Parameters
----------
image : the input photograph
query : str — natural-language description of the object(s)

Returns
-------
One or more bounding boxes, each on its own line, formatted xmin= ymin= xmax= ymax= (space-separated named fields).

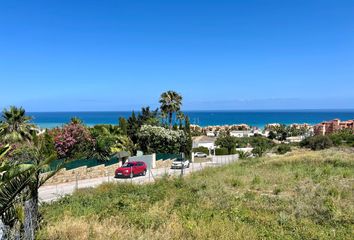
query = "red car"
xmin=115 ymin=161 xmax=147 ymax=178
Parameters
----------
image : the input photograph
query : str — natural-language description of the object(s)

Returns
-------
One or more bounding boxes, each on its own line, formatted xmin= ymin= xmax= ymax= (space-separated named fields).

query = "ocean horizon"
xmin=27 ymin=110 xmax=354 ymax=129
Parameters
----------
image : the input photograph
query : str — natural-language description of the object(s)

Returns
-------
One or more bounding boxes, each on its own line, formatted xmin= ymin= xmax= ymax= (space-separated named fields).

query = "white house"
xmin=286 ymin=136 xmax=305 ymax=143
xmin=230 ymin=130 xmax=252 ymax=138
xmin=262 ymin=130 xmax=270 ymax=138
xmin=206 ymin=131 xmax=215 ymax=137
xmin=192 ymin=136 xmax=216 ymax=150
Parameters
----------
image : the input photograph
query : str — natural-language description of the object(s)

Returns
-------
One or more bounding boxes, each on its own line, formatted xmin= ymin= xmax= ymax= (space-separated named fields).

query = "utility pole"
xmin=180 ymin=162 xmax=184 ymax=177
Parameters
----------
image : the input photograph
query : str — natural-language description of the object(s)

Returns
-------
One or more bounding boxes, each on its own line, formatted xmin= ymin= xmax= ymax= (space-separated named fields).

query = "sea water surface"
xmin=28 ymin=110 xmax=354 ymax=129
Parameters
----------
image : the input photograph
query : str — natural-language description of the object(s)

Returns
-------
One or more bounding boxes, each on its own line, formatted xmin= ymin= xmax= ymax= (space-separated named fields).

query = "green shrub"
xmin=273 ymin=187 xmax=282 ymax=195
xmin=328 ymin=129 xmax=354 ymax=146
xmin=236 ymin=150 xmax=251 ymax=159
xmin=249 ymin=136 xmax=275 ymax=149
xmin=301 ymin=130 xmax=354 ymax=150
xmin=137 ymin=125 xmax=188 ymax=154
xmin=215 ymin=148 xmax=236 ymax=155
xmin=300 ymin=136 xmax=333 ymax=150
xmin=276 ymin=144 xmax=291 ymax=155
xmin=215 ymin=148 xmax=228 ymax=155
xmin=215 ymin=135 xmax=237 ymax=154
xmin=235 ymin=136 xmax=275 ymax=149
xmin=229 ymin=178 xmax=243 ymax=187
xmin=251 ymin=146 xmax=266 ymax=157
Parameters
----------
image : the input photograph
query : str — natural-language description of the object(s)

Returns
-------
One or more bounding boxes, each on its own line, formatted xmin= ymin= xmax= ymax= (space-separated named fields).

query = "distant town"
xmin=192 ymin=118 xmax=354 ymax=154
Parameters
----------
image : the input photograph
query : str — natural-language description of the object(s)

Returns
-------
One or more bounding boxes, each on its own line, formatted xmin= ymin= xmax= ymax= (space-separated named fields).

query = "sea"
xmin=28 ymin=110 xmax=354 ymax=129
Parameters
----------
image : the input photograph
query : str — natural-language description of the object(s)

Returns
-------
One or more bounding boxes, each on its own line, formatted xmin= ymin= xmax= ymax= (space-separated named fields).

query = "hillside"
xmin=38 ymin=149 xmax=354 ymax=240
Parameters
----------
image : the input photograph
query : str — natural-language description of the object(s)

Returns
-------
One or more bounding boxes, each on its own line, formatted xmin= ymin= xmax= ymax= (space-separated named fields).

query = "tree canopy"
xmin=0 ymin=106 xmax=36 ymax=143
xmin=159 ymin=91 xmax=183 ymax=129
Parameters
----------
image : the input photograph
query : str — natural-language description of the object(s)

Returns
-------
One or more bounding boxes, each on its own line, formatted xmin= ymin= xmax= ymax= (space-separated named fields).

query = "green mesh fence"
xmin=44 ymin=157 xmax=119 ymax=172
xmin=156 ymin=153 xmax=182 ymax=161
xmin=45 ymin=153 xmax=182 ymax=172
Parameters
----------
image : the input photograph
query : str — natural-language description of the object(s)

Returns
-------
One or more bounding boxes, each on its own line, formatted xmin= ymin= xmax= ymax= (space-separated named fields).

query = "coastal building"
xmin=289 ymin=123 xmax=312 ymax=129
xmin=314 ymin=119 xmax=354 ymax=135
xmin=265 ymin=123 xmax=281 ymax=130
xmin=262 ymin=130 xmax=270 ymax=138
xmin=206 ymin=131 xmax=216 ymax=137
xmin=252 ymin=127 xmax=262 ymax=135
xmin=305 ymin=127 xmax=315 ymax=137
xmin=193 ymin=125 xmax=263 ymax=138
xmin=285 ymin=136 xmax=305 ymax=143
xmin=230 ymin=130 xmax=252 ymax=138
xmin=230 ymin=127 xmax=263 ymax=138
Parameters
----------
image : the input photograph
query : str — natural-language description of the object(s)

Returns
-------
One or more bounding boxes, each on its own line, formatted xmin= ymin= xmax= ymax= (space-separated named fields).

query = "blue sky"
xmin=0 ymin=0 xmax=353 ymax=111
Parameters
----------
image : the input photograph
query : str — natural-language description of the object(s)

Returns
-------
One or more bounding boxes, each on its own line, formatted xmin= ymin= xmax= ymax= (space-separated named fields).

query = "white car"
xmin=171 ymin=158 xmax=190 ymax=169
xmin=194 ymin=152 xmax=207 ymax=158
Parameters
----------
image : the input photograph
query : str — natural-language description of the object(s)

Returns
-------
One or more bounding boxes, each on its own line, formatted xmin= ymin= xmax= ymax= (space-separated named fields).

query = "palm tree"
xmin=176 ymin=111 xmax=185 ymax=129
xmin=160 ymin=111 xmax=167 ymax=127
xmin=159 ymin=91 xmax=183 ymax=129
xmin=0 ymin=106 xmax=35 ymax=143
xmin=70 ymin=117 xmax=83 ymax=124
xmin=0 ymin=144 xmax=36 ymax=237
xmin=0 ymin=134 xmax=61 ymax=239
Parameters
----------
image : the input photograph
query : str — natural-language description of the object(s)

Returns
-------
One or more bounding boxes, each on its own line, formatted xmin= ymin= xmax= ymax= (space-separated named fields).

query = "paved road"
xmin=39 ymin=156 xmax=238 ymax=203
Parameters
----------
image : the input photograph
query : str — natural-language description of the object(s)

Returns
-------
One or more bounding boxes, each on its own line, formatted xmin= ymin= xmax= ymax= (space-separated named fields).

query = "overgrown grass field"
xmin=38 ymin=149 xmax=354 ymax=239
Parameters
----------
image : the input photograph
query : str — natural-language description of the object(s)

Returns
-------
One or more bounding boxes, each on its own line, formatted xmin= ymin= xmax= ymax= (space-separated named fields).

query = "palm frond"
xmin=39 ymin=155 xmax=64 ymax=187
xmin=0 ymin=169 xmax=35 ymax=216
xmin=0 ymin=144 xmax=11 ymax=159
xmin=0 ymin=153 xmax=59 ymax=216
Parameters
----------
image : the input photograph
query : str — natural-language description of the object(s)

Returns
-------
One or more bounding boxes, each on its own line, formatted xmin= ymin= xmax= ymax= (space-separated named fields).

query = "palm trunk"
xmin=179 ymin=119 xmax=183 ymax=130
xmin=1 ymin=216 xmax=21 ymax=240
xmin=24 ymin=193 xmax=38 ymax=240
xmin=0 ymin=219 xmax=7 ymax=240
xmin=169 ymin=112 xmax=173 ymax=129
xmin=24 ymin=177 xmax=39 ymax=240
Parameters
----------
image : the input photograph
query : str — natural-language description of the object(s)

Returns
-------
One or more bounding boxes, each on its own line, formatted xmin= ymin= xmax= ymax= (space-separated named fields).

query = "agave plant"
xmin=236 ymin=150 xmax=251 ymax=159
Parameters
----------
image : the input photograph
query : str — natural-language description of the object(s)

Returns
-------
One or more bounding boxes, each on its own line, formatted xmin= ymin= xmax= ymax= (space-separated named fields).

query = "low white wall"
xmin=211 ymin=154 xmax=238 ymax=163
xmin=128 ymin=153 xmax=156 ymax=169
xmin=236 ymin=147 xmax=253 ymax=153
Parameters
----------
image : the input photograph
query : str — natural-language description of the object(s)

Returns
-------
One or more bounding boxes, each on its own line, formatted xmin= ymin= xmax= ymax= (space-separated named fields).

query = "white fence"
xmin=211 ymin=154 xmax=239 ymax=165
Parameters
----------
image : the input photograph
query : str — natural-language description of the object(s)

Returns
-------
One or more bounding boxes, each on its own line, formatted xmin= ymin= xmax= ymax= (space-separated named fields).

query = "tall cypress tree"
xmin=118 ymin=117 xmax=128 ymax=135
xmin=184 ymin=116 xmax=193 ymax=158
xmin=127 ymin=111 xmax=139 ymax=145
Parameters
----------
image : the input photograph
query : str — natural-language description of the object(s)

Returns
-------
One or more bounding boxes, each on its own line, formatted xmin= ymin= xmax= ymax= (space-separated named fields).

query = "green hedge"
xmin=192 ymin=147 xmax=209 ymax=155
xmin=215 ymin=148 xmax=236 ymax=155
